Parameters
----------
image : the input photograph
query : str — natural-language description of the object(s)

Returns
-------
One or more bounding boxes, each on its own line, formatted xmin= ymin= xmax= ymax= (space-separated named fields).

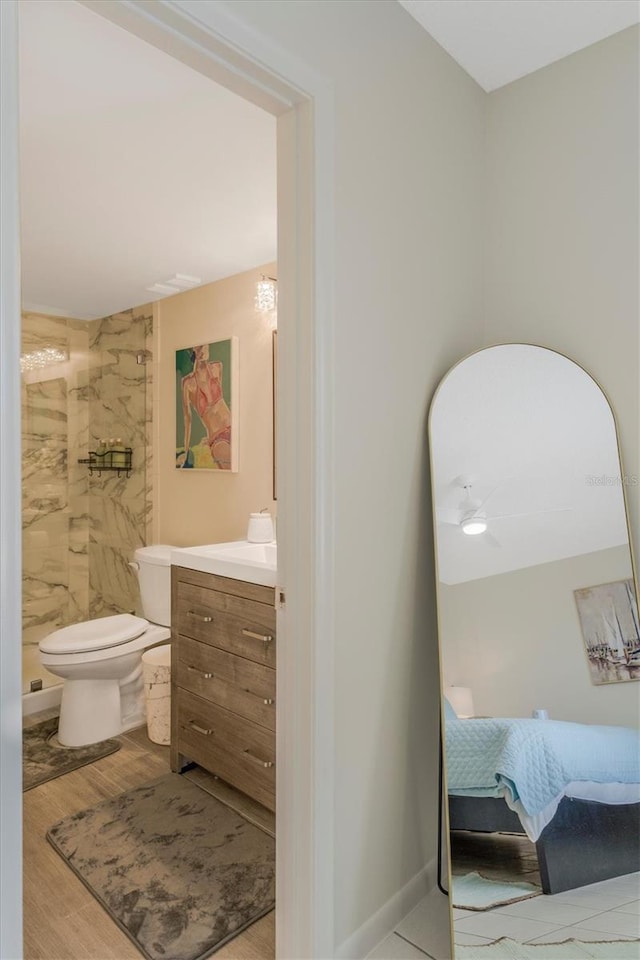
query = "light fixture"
xmin=20 ymin=347 xmax=68 ymax=373
xmin=255 ymin=275 xmax=277 ymax=314
xmin=461 ymin=513 xmax=487 ymax=536
xmin=445 ymin=685 xmax=475 ymax=719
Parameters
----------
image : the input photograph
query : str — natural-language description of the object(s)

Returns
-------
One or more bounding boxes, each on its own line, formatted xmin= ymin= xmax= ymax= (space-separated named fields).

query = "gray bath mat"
xmin=47 ymin=773 xmax=275 ymax=960
xmin=23 ymin=716 xmax=121 ymax=791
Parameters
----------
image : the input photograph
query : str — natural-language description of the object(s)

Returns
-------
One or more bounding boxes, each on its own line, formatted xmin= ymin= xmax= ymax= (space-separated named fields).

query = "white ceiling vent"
xmin=145 ymin=275 xmax=202 ymax=298
xmin=167 ymin=274 xmax=201 ymax=289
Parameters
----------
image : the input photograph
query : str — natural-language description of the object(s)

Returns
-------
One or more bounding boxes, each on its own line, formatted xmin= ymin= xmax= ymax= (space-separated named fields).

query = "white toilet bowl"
xmin=38 ymin=545 xmax=175 ymax=747
xmin=39 ymin=615 xmax=170 ymax=746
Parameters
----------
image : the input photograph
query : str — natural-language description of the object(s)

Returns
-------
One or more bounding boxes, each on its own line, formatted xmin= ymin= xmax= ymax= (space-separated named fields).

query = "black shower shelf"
xmin=78 ymin=448 xmax=133 ymax=477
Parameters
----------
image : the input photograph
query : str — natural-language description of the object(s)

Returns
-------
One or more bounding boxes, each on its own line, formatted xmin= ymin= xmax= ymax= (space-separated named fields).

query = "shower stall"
xmin=21 ymin=305 xmax=153 ymax=695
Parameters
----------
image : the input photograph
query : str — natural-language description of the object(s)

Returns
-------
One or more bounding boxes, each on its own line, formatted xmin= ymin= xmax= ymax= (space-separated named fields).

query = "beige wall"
xmin=154 ymin=264 xmax=277 ymax=547
xmin=185 ymin=13 xmax=640 ymax=949
xmin=440 ymin=545 xmax=637 ymax=728
xmin=484 ymin=26 xmax=640 ymax=557
xmin=179 ymin=0 xmax=486 ymax=949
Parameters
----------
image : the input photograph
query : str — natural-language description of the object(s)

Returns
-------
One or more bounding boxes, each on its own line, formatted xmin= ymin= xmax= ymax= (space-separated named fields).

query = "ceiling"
xmin=20 ymin=2 xmax=639 ymax=320
xmin=398 ymin=0 xmax=640 ymax=92
xmin=19 ymin=1 xmax=277 ymax=321
xmin=430 ymin=345 xmax=631 ymax=585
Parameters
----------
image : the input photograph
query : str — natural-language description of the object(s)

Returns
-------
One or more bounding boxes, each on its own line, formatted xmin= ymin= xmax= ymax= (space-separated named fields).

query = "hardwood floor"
xmin=451 ymin=829 xmax=542 ymax=886
xmin=23 ymin=714 xmax=275 ymax=960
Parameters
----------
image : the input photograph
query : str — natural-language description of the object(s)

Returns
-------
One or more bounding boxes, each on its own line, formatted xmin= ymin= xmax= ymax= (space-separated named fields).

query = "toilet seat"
xmin=39 ymin=614 xmax=149 ymax=655
xmin=39 ymin=623 xmax=170 ymax=667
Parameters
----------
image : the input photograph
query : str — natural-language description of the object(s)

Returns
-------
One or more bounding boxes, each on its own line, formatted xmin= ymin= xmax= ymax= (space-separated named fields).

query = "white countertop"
xmin=171 ymin=540 xmax=277 ymax=588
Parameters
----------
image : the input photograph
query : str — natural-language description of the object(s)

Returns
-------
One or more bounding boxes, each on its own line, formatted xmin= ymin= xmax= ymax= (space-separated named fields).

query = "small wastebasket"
xmin=141 ymin=644 xmax=171 ymax=745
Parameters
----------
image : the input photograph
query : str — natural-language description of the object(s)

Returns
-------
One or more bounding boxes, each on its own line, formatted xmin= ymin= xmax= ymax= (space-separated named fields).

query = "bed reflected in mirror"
xmin=429 ymin=344 xmax=640 ymax=957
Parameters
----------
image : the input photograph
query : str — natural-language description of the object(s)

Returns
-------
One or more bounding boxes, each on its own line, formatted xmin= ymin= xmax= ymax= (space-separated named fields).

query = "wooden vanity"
xmin=170 ymin=565 xmax=276 ymax=811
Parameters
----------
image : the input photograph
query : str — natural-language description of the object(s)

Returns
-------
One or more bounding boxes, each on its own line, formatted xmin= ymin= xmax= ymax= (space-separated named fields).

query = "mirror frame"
xmin=428 ymin=342 xmax=640 ymax=950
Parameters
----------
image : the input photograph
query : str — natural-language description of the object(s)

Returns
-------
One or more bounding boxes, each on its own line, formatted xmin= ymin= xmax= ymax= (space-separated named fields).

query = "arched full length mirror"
xmin=430 ymin=344 xmax=640 ymax=956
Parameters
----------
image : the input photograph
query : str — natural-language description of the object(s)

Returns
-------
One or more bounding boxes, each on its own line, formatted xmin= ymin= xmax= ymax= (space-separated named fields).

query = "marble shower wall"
xmin=22 ymin=313 xmax=91 ymax=692
xmin=21 ymin=306 xmax=152 ymax=693
xmin=88 ymin=305 xmax=152 ymax=620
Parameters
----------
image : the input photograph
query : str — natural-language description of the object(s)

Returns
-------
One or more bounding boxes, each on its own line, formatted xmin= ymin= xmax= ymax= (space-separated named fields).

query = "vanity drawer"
xmin=176 ymin=584 xmax=276 ymax=667
xmin=177 ymin=636 xmax=276 ymax=731
xmin=176 ymin=689 xmax=275 ymax=810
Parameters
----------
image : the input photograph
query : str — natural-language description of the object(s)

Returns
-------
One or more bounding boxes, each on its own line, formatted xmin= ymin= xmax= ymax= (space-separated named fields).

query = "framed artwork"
xmin=574 ymin=578 xmax=640 ymax=685
xmin=175 ymin=337 xmax=238 ymax=471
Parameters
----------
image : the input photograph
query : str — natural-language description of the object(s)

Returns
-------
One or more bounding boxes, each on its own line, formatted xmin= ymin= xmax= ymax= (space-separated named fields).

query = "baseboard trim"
xmin=335 ymin=857 xmax=437 ymax=960
xmin=22 ymin=684 xmax=62 ymax=716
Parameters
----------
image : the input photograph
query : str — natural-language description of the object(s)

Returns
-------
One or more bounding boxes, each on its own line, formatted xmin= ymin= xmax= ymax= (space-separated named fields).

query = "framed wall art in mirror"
xmin=429 ymin=344 xmax=640 ymax=958
xmin=574 ymin=578 xmax=640 ymax=685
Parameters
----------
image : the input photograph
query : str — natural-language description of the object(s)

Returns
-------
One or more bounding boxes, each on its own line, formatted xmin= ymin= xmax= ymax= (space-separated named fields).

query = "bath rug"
xmin=23 ymin=716 xmax=121 ymax=791
xmin=454 ymin=937 xmax=640 ymax=959
xmin=453 ymin=872 xmax=541 ymax=911
xmin=47 ymin=773 xmax=275 ymax=960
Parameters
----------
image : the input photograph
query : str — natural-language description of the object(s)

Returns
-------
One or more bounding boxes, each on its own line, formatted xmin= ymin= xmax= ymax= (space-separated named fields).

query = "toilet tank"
xmin=132 ymin=545 xmax=174 ymax=626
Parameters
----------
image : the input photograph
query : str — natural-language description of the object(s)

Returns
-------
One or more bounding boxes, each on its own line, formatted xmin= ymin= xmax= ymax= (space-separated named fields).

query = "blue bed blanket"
xmin=446 ymin=717 xmax=640 ymax=816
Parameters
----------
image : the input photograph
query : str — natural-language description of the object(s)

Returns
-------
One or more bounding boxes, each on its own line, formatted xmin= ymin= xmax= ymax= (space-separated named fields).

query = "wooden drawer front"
xmin=177 ymin=689 xmax=275 ymax=810
xmin=174 ymin=566 xmax=275 ymax=605
xmin=177 ymin=636 xmax=276 ymax=731
xmin=176 ymin=585 xmax=275 ymax=667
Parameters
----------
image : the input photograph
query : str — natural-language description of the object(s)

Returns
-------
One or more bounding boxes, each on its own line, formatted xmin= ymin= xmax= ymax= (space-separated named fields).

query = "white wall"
xmin=178 ymin=0 xmax=486 ymax=951
xmin=0 ymin=5 xmax=23 ymax=958
xmin=176 ymin=5 xmax=640 ymax=951
xmin=484 ymin=26 xmax=640 ymax=558
xmin=440 ymin=545 xmax=638 ymax=728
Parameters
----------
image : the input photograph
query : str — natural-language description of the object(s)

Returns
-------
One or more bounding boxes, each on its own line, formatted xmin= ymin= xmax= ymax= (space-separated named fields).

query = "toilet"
xmin=39 ymin=545 xmax=175 ymax=747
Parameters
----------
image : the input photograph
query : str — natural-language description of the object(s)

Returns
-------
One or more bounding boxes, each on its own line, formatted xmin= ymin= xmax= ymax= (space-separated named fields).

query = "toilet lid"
xmin=39 ymin=614 xmax=149 ymax=654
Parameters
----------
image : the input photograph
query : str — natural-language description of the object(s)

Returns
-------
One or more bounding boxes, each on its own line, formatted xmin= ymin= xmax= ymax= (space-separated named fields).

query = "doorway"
xmin=0 ymin=2 xmax=334 ymax=957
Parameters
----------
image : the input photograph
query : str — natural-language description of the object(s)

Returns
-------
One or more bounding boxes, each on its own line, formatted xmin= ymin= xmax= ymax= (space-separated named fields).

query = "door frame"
xmin=0 ymin=2 xmax=336 ymax=957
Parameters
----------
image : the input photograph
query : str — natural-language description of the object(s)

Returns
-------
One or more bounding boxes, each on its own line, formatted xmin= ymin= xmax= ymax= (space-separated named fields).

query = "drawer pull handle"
xmin=189 ymin=722 xmax=213 ymax=736
xmin=188 ymin=610 xmax=213 ymax=623
xmin=244 ymin=749 xmax=274 ymax=768
xmin=241 ymin=628 xmax=273 ymax=645
xmin=243 ymin=688 xmax=275 ymax=705
xmin=187 ymin=665 xmax=213 ymax=679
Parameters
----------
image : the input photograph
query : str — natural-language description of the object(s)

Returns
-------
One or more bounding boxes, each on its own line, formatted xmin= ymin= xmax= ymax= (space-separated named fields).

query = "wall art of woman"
xmin=175 ymin=339 xmax=235 ymax=470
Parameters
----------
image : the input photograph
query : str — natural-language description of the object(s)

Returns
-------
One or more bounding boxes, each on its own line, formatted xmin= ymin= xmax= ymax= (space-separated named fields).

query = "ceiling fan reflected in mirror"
xmin=438 ymin=477 xmax=572 ymax=548
xmin=460 ymin=513 xmax=488 ymax=536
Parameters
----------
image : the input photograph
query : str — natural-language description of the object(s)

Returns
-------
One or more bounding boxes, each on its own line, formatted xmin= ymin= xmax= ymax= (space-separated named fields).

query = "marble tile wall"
xmin=21 ymin=313 xmax=90 ymax=692
xmin=21 ymin=306 xmax=152 ymax=694
xmin=87 ymin=305 xmax=151 ymax=619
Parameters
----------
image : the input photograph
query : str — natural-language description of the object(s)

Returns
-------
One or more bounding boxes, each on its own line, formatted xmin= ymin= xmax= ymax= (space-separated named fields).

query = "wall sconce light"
xmin=20 ymin=346 xmax=68 ymax=373
xmin=255 ymin=275 xmax=277 ymax=315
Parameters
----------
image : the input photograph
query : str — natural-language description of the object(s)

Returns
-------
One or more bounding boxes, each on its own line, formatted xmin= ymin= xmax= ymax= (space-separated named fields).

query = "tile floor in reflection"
xmin=367 ymin=829 xmax=639 ymax=959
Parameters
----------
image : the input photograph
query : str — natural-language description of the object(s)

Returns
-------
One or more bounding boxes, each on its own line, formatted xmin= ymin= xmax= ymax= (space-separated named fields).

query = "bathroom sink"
xmin=171 ymin=540 xmax=277 ymax=587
